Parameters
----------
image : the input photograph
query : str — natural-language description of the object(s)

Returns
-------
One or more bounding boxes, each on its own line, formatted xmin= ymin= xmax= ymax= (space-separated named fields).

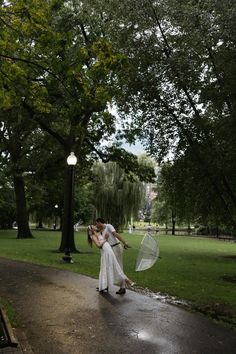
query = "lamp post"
xmin=54 ymin=204 xmax=58 ymax=230
xmin=61 ymin=152 xmax=77 ymax=263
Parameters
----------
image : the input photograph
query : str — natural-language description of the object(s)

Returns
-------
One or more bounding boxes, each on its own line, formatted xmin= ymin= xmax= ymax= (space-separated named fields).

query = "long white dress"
xmin=98 ymin=233 xmax=128 ymax=291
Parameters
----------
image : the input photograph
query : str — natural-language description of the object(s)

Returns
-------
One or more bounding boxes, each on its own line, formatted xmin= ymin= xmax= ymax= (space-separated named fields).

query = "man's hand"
xmin=124 ymin=243 xmax=131 ymax=250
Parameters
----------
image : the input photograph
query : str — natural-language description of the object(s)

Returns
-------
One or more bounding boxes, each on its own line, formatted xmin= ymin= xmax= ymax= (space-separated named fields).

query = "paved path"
xmin=0 ymin=258 xmax=235 ymax=354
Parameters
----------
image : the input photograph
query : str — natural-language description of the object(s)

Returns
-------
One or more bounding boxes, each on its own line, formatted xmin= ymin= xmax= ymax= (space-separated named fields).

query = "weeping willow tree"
xmin=92 ymin=162 xmax=145 ymax=230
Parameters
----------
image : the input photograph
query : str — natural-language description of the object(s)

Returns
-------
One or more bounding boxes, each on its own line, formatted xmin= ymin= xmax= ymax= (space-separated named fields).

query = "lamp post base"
xmin=61 ymin=248 xmax=74 ymax=264
xmin=61 ymin=254 xmax=74 ymax=263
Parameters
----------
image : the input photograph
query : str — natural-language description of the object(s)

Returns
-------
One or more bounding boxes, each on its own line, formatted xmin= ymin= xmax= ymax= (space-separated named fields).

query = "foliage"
xmin=1 ymin=0 xmax=236 ymax=237
xmin=0 ymin=166 xmax=16 ymax=228
xmin=0 ymin=0 xmax=126 ymax=154
xmin=0 ymin=0 xmax=136 ymax=245
xmin=94 ymin=0 xmax=236 ymax=233
xmin=74 ymin=182 xmax=95 ymax=225
xmin=92 ymin=161 xmax=146 ymax=229
xmin=154 ymin=155 xmax=235 ymax=234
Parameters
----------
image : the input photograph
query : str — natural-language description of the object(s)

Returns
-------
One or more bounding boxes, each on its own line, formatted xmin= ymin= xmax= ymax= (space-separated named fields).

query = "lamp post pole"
xmin=54 ymin=204 xmax=58 ymax=230
xmin=61 ymin=152 xmax=77 ymax=263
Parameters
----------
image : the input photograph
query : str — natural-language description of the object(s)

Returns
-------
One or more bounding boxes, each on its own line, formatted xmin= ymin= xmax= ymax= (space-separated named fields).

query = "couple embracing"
xmin=87 ymin=218 xmax=135 ymax=295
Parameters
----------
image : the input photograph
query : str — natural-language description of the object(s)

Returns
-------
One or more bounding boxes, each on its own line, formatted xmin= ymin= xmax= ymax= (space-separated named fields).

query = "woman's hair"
xmin=87 ymin=225 xmax=93 ymax=248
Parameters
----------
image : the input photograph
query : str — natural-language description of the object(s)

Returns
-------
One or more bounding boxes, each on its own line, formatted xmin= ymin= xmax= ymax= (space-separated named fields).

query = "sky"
xmin=108 ymin=105 xmax=146 ymax=156
xmin=122 ymin=140 xmax=146 ymax=155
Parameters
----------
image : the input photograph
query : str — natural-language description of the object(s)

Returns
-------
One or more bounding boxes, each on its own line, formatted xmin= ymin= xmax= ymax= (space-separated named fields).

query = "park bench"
xmin=217 ymin=236 xmax=234 ymax=241
xmin=0 ymin=308 xmax=18 ymax=349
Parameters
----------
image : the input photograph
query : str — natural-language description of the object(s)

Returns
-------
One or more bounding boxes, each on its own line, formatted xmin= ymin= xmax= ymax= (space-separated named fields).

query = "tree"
xmin=25 ymin=140 xmax=66 ymax=229
xmin=0 ymin=160 xmax=16 ymax=229
xmin=95 ymin=0 xmax=236 ymax=235
xmin=0 ymin=106 xmax=39 ymax=238
xmin=74 ymin=182 xmax=95 ymax=225
xmin=0 ymin=1 xmax=148 ymax=249
xmin=92 ymin=161 xmax=146 ymax=230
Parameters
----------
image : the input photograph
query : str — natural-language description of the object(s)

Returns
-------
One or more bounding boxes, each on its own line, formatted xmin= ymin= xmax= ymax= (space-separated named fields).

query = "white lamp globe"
xmin=67 ymin=152 xmax=77 ymax=166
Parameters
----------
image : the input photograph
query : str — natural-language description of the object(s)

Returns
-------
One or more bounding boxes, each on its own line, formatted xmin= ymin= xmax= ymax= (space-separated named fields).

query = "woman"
xmin=87 ymin=225 xmax=135 ymax=293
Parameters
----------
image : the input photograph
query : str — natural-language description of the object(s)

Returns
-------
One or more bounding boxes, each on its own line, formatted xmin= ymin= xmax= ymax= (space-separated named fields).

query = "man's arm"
xmin=112 ymin=231 xmax=129 ymax=248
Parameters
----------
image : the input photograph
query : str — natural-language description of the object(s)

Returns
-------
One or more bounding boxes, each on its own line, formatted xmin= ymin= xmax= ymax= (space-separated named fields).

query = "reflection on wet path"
xmin=133 ymin=285 xmax=191 ymax=307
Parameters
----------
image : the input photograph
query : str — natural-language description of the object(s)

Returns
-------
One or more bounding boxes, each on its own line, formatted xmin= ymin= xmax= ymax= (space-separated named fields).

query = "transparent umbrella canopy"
xmin=135 ymin=233 xmax=159 ymax=271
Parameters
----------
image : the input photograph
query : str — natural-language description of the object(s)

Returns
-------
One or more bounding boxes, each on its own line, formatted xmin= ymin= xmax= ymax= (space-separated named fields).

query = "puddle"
xmin=131 ymin=285 xmax=236 ymax=329
xmin=133 ymin=286 xmax=191 ymax=308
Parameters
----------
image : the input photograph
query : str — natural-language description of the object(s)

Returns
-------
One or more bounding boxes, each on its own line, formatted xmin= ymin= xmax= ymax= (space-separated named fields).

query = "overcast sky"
xmin=122 ymin=140 xmax=145 ymax=155
xmin=108 ymin=105 xmax=146 ymax=156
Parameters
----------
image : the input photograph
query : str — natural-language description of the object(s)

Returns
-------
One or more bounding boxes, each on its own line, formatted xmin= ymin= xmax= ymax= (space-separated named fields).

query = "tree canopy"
xmin=95 ymin=0 xmax=236 ymax=234
xmin=0 ymin=0 xmax=235 ymax=238
xmin=0 ymin=0 xmax=155 ymax=245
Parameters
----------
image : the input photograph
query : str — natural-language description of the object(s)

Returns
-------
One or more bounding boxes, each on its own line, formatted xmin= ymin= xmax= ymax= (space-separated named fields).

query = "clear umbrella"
xmin=135 ymin=232 xmax=159 ymax=271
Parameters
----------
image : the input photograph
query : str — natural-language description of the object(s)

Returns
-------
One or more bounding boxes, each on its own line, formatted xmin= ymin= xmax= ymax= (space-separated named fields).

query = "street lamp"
xmin=67 ymin=151 xmax=77 ymax=166
xmin=54 ymin=204 xmax=58 ymax=230
xmin=61 ymin=152 xmax=77 ymax=264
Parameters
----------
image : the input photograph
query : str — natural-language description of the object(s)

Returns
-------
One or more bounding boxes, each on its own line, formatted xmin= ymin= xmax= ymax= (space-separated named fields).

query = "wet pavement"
xmin=0 ymin=258 xmax=235 ymax=354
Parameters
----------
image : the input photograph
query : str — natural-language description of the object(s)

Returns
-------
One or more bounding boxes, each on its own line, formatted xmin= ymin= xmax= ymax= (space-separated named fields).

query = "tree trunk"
xmin=37 ymin=216 xmax=43 ymax=229
xmin=13 ymin=175 xmax=33 ymax=239
xmin=171 ymin=209 xmax=176 ymax=235
xmin=59 ymin=165 xmax=78 ymax=252
xmin=58 ymin=215 xmax=62 ymax=231
xmin=165 ymin=223 xmax=168 ymax=234
xmin=187 ymin=223 xmax=191 ymax=235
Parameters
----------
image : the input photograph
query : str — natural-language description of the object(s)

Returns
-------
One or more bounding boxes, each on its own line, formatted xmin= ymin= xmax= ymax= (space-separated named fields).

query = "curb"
xmin=0 ymin=308 xmax=26 ymax=354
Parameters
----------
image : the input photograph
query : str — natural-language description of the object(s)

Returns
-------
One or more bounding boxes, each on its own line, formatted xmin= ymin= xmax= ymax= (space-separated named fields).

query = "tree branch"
xmin=0 ymin=53 xmax=75 ymax=98
xmin=84 ymin=137 xmax=110 ymax=162
xmin=22 ymin=100 xmax=67 ymax=148
xmin=206 ymin=45 xmax=232 ymax=114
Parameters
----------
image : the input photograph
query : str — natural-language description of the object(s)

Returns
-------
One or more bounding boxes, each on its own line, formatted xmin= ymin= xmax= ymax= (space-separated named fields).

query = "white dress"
xmin=98 ymin=233 xmax=128 ymax=291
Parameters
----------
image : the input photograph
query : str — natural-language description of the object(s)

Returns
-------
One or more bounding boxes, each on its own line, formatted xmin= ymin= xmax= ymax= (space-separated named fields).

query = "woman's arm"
xmin=91 ymin=234 xmax=106 ymax=249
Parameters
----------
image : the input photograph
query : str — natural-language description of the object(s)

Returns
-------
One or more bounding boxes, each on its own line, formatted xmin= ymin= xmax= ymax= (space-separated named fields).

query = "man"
xmin=95 ymin=218 xmax=130 ymax=295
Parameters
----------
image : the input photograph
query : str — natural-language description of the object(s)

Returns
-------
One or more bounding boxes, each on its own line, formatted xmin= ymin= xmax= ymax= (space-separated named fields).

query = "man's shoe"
xmin=116 ymin=288 xmax=126 ymax=295
xmin=99 ymin=287 xmax=108 ymax=293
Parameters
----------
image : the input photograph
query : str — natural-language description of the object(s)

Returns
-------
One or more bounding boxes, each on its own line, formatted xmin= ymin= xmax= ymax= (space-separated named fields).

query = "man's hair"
xmin=87 ymin=226 xmax=93 ymax=248
xmin=96 ymin=217 xmax=105 ymax=223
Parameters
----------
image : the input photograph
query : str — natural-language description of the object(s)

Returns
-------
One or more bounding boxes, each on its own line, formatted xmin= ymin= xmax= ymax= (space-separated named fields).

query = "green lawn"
xmin=0 ymin=230 xmax=236 ymax=327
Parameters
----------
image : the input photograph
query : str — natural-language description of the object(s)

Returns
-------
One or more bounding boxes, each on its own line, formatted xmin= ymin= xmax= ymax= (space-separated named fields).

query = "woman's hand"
xmin=100 ymin=240 xmax=106 ymax=248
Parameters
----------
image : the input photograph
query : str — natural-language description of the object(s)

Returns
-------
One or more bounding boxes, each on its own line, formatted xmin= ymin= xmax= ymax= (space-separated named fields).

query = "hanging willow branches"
xmin=92 ymin=161 xmax=146 ymax=229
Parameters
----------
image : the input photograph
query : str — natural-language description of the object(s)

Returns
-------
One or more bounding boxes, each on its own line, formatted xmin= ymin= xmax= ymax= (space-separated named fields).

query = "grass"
xmin=0 ymin=297 xmax=18 ymax=327
xmin=0 ymin=229 xmax=236 ymax=328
